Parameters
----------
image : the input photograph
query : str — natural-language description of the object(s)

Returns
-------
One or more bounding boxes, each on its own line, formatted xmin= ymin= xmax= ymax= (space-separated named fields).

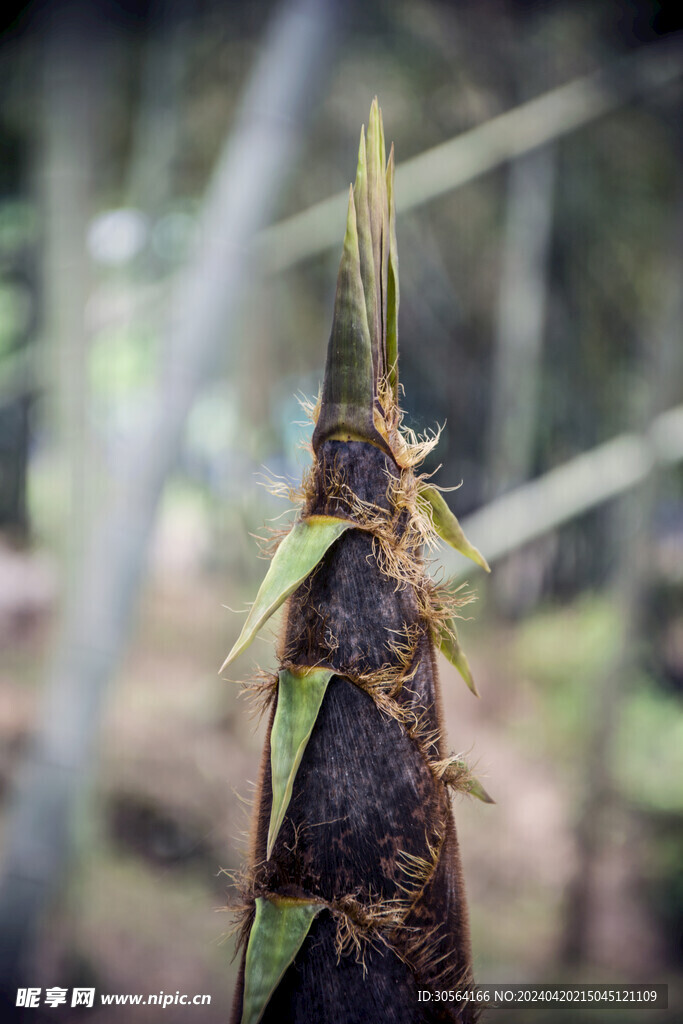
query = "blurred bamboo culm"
xmin=0 ymin=0 xmax=340 ymax=1008
xmin=225 ymin=101 xmax=491 ymax=1024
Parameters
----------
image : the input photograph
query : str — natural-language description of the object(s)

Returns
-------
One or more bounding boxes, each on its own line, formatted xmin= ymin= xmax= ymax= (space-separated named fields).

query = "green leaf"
xmin=386 ymin=145 xmax=399 ymax=402
xmin=367 ymin=98 xmax=389 ymax=377
xmin=312 ymin=186 xmax=384 ymax=451
xmin=435 ymin=620 xmax=479 ymax=697
xmin=313 ymin=99 xmax=396 ymax=451
xmin=221 ymin=516 xmax=352 ymax=670
xmin=467 ymin=775 xmax=495 ymax=804
xmin=440 ymin=757 xmax=495 ymax=804
xmin=268 ymin=666 xmax=334 ymax=858
xmin=419 ymin=485 xmax=490 ymax=573
xmin=241 ymin=896 xmax=321 ymax=1024
xmin=353 ymin=126 xmax=380 ymax=376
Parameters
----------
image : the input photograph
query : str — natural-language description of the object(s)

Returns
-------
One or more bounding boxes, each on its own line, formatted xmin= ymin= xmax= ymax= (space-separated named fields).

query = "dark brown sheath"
xmin=228 ymin=102 xmax=486 ymax=1024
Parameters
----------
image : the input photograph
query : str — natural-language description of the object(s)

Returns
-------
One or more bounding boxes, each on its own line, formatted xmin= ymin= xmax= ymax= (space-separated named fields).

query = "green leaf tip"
xmin=221 ymin=517 xmax=352 ymax=671
xmin=467 ymin=776 xmax=495 ymax=804
xmin=312 ymin=185 xmax=381 ymax=451
xmin=313 ymin=99 xmax=398 ymax=452
xmin=386 ymin=144 xmax=399 ymax=401
xmin=267 ymin=666 xmax=335 ymax=858
xmin=419 ymin=485 xmax=490 ymax=573
xmin=366 ymin=98 xmax=388 ymax=363
xmin=241 ymin=896 xmax=321 ymax=1024
xmin=439 ymin=757 xmax=495 ymax=804
xmin=436 ymin=620 xmax=479 ymax=697
xmin=354 ymin=125 xmax=380 ymax=387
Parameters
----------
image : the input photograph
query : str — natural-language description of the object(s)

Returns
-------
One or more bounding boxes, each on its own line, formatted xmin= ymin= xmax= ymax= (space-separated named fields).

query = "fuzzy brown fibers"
xmin=230 ymin=440 xmax=475 ymax=1024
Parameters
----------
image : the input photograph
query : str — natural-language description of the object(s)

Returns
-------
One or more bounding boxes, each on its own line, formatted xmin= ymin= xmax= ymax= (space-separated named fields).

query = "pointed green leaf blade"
xmin=366 ymin=97 xmax=389 ymax=380
xmin=366 ymin=97 xmax=383 ymax=273
xmin=435 ymin=620 xmax=479 ymax=697
xmin=441 ymin=757 xmax=495 ymax=804
xmin=467 ymin=775 xmax=495 ymax=804
xmin=353 ymin=125 xmax=380 ymax=371
xmin=267 ymin=667 xmax=334 ymax=858
xmin=366 ymin=98 xmax=387 ymax=380
xmin=378 ymin=104 xmax=387 ymax=179
xmin=312 ymin=187 xmax=383 ymax=450
xmin=221 ymin=517 xmax=352 ymax=670
xmin=386 ymin=145 xmax=399 ymax=401
xmin=420 ymin=485 xmax=491 ymax=572
xmin=242 ymin=897 xmax=321 ymax=1024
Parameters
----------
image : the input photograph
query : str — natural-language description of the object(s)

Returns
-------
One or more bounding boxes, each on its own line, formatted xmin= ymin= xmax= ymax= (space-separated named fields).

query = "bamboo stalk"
xmin=257 ymin=35 xmax=683 ymax=274
xmin=0 ymin=0 xmax=341 ymax=1003
xmin=451 ymin=404 xmax=683 ymax=577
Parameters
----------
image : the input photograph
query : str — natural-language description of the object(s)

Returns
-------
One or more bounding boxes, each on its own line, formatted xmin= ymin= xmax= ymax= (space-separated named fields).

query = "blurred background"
xmin=0 ymin=0 xmax=682 ymax=1020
